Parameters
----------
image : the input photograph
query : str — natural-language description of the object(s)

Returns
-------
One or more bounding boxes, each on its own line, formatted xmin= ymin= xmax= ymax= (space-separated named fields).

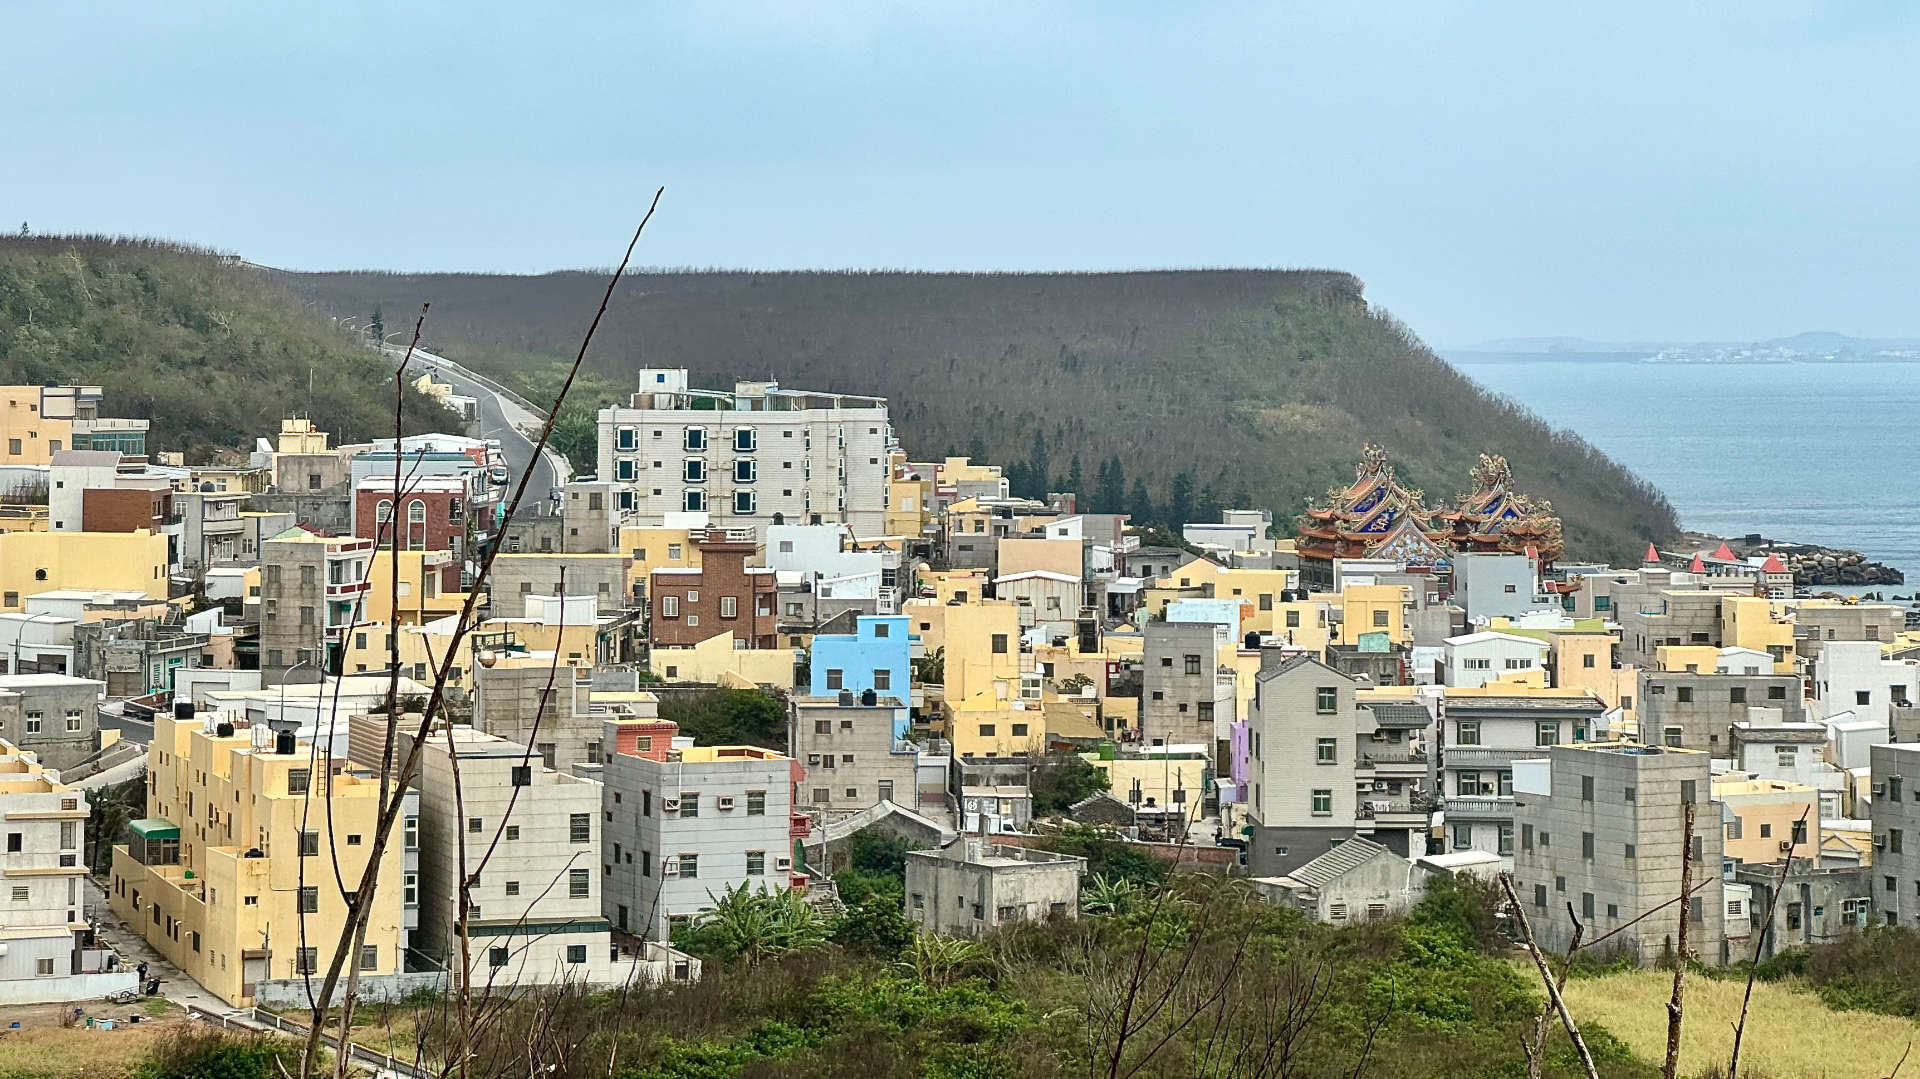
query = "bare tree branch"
xmin=1499 ymin=872 xmax=1599 ymax=1079
xmin=1727 ymin=802 xmax=1810 ymax=1079
xmin=1663 ymin=800 xmax=1696 ymax=1079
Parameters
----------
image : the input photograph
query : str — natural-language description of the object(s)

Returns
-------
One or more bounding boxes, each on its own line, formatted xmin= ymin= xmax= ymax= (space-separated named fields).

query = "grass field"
xmin=0 ymin=1013 xmax=187 ymax=1079
xmin=1558 ymin=968 xmax=1918 ymax=1079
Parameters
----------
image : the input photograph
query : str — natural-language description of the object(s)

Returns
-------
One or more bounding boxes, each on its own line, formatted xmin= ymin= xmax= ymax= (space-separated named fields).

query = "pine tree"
xmin=1066 ymin=454 xmax=1085 ymax=506
xmin=1168 ymin=471 xmax=1195 ymax=527
xmin=1100 ymin=457 xmax=1127 ymax=519
xmin=369 ymin=307 xmax=384 ymax=343
xmin=1128 ymin=478 xmax=1154 ymax=525
xmin=1027 ymin=429 xmax=1050 ymax=496
xmin=968 ymin=435 xmax=988 ymax=465
xmin=1195 ymin=484 xmax=1222 ymax=523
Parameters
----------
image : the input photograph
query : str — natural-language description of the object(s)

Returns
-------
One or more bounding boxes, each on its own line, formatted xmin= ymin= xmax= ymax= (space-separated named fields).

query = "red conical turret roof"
xmin=1688 ymin=553 xmax=1706 ymax=573
xmin=1760 ymin=553 xmax=1787 ymax=573
xmin=1711 ymin=542 xmax=1737 ymax=561
xmin=1643 ymin=543 xmax=1660 ymax=564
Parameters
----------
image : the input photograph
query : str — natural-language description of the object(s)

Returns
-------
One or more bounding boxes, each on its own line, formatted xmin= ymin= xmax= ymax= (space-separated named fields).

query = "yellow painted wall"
xmin=0 ymin=530 xmax=167 ymax=610
xmin=1084 ymin=755 xmax=1209 ymax=823
xmin=947 ymin=690 xmax=1043 ymax=758
xmin=1271 ymin=599 xmax=1333 ymax=655
xmin=1721 ymin=596 xmax=1797 ymax=674
xmin=1654 ymin=644 xmax=1720 ymax=673
xmin=0 ymin=387 xmax=73 ymax=464
xmin=1339 ymin=584 xmax=1409 ymax=645
xmin=938 ymin=600 xmax=1022 ymax=704
xmin=362 ymin=551 xmax=470 ymax=625
xmin=108 ymin=712 xmax=404 ymax=1007
xmin=997 ymin=538 xmax=1082 ymax=580
xmin=617 ymin=527 xmax=701 ymax=595
xmin=648 ymin=631 xmax=797 ymax=688
xmin=1714 ymin=778 xmax=1821 ymax=866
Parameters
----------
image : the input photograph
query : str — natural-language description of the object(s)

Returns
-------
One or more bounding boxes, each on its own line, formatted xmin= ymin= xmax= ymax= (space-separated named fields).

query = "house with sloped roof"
xmin=1250 ymin=835 xmax=1430 ymax=924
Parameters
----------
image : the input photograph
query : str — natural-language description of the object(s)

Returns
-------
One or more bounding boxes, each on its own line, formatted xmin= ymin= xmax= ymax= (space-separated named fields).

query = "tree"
xmin=1127 ymin=478 xmax=1154 ymax=525
xmin=1194 ymin=483 xmax=1222 ymax=524
xmin=660 ymin=688 xmax=786 ymax=750
xmin=368 ymin=306 xmax=384 ymax=344
xmin=1029 ymin=751 xmax=1110 ymax=816
xmin=1098 ymin=456 xmax=1126 ymax=516
xmin=1067 ymin=453 xmax=1085 ymax=506
xmin=1027 ymin=428 xmax=1051 ymax=495
xmin=680 ymin=882 xmax=832 ymax=965
xmin=968 ymin=434 xmax=989 ymax=465
xmin=833 ymin=898 xmax=915 ymax=960
xmin=1167 ymin=471 xmax=1196 ymax=528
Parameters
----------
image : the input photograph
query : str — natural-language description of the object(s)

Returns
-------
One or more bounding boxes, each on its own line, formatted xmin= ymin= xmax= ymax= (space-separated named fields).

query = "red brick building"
xmin=82 ymin=486 xmax=172 ymax=533
xmin=353 ymin=476 xmax=467 ymax=590
xmin=649 ymin=530 xmax=778 ymax=649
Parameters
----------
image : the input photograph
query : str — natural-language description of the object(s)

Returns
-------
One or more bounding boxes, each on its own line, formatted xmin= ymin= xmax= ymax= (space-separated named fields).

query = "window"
xmin=826 ymin=668 xmax=844 ymax=690
xmin=734 ymin=490 xmax=755 ymax=515
xmin=569 ymin=868 xmax=590 ymax=898
xmin=1315 ymin=738 xmax=1337 ymax=764
xmin=1582 ymin=832 xmax=1594 ymax=859
xmin=746 ymin=850 xmax=765 ymax=875
xmin=1583 ymin=653 xmax=1596 ymax=668
xmin=1582 ymin=892 xmax=1595 ymax=918
xmin=468 ymin=817 xmax=484 ymax=834
xmin=299 ymin=831 xmax=319 ymax=856
xmin=490 ymin=946 xmax=510 ymax=969
xmin=746 ymin=790 xmax=766 ymax=815
xmin=511 ymin=765 xmax=531 ymax=787
xmin=567 ymin=945 xmax=587 ymax=965
xmin=569 ymin=813 xmax=591 ymax=842
xmin=1315 ymin=687 xmax=1338 ymax=714
xmin=683 ymin=427 xmax=705 ymax=451
xmin=661 ymin=595 xmax=680 ymax=618
xmin=287 ymin=768 xmax=311 ymax=795
xmin=1310 ymin=789 xmax=1332 ymax=816
xmin=360 ymin=945 xmax=379 ymax=971
xmin=1452 ymin=823 xmax=1472 ymax=850
xmin=1730 ymin=686 xmax=1747 ymax=704
xmin=299 ymin=886 xmax=319 ymax=913
xmin=1677 ymin=686 xmax=1693 ymax=703
xmin=683 ymin=489 xmax=705 ymax=512
xmin=1792 ymin=818 xmax=1807 ymax=845
xmin=1498 ymin=824 xmax=1514 ymax=856
xmin=297 ymin=948 xmax=318 ymax=975
xmin=1664 ymin=726 xmax=1683 ymax=748
xmin=1536 ymin=722 xmax=1558 ymax=747
xmin=1534 ymin=884 xmax=1548 ymax=908
xmin=1580 ymin=775 xmax=1593 ymax=802
xmin=1286 ymin=610 xmax=1300 ymax=628
xmin=678 ymin=854 xmax=698 ymax=878
xmin=1184 ymin=654 xmax=1202 ymax=675
xmin=1456 ymin=720 xmax=1481 ymax=746
xmin=873 ymin=668 xmax=892 ymax=691
xmin=1680 ymin=779 xmax=1697 ymax=804
xmin=678 ymin=794 xmax=699 ymax=819
xmin=1372 ymin=609 xmax=1389 ymax=627
xmin=506 ymin=824 xmax=520 ymax=841
xmin=1767 ymin=685 xmax=1787 ymax=700
xmin=991 ymin=633 xmax=1009 ymax=654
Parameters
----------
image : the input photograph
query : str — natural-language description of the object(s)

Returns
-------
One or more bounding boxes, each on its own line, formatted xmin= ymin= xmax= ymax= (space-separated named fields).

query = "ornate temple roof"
xmin=1297 ymin=446 xmax=1565 ymax=568
xmin=1438 ymin=453 xmax=1564 ymax=563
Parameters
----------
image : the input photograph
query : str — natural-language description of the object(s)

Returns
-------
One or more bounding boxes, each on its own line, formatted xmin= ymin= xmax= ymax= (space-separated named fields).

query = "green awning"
xmin=127 ymin=819 xmax=179 ymax=841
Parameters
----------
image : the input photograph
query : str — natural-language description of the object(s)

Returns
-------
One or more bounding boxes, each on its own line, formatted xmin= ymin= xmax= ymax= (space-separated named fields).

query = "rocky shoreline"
xmin=1682 ymin=531 xmax=1907 ymax=587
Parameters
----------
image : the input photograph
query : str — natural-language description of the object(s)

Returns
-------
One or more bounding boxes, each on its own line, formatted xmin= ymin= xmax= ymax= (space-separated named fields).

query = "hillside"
xmin=283 ymin=267 xmax=1678 ymax=562
xmin=0 ymin=236 xmax=451 ymax=460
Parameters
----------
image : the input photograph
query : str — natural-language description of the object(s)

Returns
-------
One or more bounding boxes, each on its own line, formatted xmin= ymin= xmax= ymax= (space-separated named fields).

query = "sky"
xmin=9 ymin=2 xmax=1920 ymax=346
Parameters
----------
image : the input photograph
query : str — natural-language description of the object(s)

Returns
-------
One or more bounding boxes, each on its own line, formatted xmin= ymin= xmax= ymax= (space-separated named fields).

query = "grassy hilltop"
xmin=0 ymin=236 xmax=451 ymax=459
xmin=283 ymin=267 xmax=1675 ymax=562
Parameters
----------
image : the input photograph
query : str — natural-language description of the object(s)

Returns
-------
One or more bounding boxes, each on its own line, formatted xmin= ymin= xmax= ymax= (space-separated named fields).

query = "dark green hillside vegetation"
xmin=284 ymin=268 xmax=1676 ymax=562
xmin=0 ymin=236 xmax=451 ymax=459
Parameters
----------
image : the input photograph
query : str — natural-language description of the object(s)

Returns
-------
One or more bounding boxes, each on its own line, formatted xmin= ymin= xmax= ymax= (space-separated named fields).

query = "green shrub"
xmin=132 ymin=1028 xmax=306 ymax=1079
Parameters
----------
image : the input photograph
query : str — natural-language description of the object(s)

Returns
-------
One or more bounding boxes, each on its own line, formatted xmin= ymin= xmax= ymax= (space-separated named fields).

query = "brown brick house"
xmin=649 ymin=530 xmax=777 ymax=648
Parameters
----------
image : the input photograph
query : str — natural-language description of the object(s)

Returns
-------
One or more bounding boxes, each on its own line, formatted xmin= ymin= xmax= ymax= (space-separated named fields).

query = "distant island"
xmin=1446 ymin=331 xmax=1920 ymax=366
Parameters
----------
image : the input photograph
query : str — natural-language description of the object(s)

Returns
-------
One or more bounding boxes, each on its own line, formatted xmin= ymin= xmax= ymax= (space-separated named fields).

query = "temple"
xmin=1294 ymin=446 xmax=1563 ymax=593
xmin=1294 ymin=444 xmax=1451 ymax=592
xmin=1437 ymin=453 xmax=1564 ymax=565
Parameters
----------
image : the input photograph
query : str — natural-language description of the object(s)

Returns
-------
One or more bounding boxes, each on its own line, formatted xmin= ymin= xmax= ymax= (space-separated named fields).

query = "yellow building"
xmin=0 ymin=505 xmax=50 ymax=533
xmin=931 ymin=599 xmax=1022 ymax=705
xmin=1714 ymin=775 xmax=1820 ymax=867
xmin=1083 ymin=751 xmax=1209 ymax=826
xmin=919 ymin=569 xmax=990 ymax=608
xmin=1151 ymin=561 xmax=1299 ymax=636
xmin=616 ymin=526 xmax=702 ymax=596
xmin=109 ymin=710 xmax=405 ymax=1007
xmin=1654 ymin=644 xmax=1722 ymax=673
xmin=0 ymin=386 xmax=75 ymax=464
xmin=1336 ymin=584 xmax=1409 ymax=646
xmin=885 ymin=452 xmax=933 ymax=539
xmin=648 ymin=631 xmax=798 ymax=688
xmin=1271 ymin=598 xmax=1334 ymax=656
xmin=343 ymin=609 xmax=598 ymax=690
xmin=0 ymin=529 xmax=168 ymax=610
xmin=362 ymin=550 xmax=472 ymax=625
xmin=1721 ymin=596 xmax=1797 ymax=674
xmin=997 ymin=537 xmax=1082 ymax=581
xmin=947 ymin=688 xmax=1043 ymax=758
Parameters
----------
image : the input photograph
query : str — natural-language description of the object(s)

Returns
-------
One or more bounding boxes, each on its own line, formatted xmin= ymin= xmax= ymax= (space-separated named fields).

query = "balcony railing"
xmin=789 ymin=814 xmax=811 ymax=839
xmin=1442 ymin=795 xmax=1514 ymax=820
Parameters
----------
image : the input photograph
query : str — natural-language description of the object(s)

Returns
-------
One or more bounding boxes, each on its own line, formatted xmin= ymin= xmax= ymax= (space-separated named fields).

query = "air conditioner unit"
xmin=1372 ymin=781 xmax=1389 ymax=792
xmin=807 ymin=754 xmax=820 ymax=766
xmin=662 ymin=861 xmax=681 ymax=878
xmin=717 ymin=796 xmax=736 ymax=811
xmin=662 ymin=798 xmax=681 ymax=815
xmin=1875 ymin=835 xmax=1887 ymax=849
xmin=1874 ymin=783 xmax=1887 ymax=797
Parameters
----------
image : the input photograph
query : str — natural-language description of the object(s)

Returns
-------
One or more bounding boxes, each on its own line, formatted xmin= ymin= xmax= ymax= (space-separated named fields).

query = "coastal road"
xmin=389 ymin=346 xmax=571 ymax=501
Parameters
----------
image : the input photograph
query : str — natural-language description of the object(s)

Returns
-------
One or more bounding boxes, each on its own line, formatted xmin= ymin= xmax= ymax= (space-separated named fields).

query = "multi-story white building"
xmin=0 ymin=740 xmax=137 ymax=1004
xmin=596 ymin=369 xmax=892 ymax=540
xmin=1438 ymin=692 xmax=1608 ymax=867
xmin=1442 ymin=631 xmax=1548 ymax=689
xmin=406 ymin=723 xmax=618 ymax=989
xmin=599 ymin=717 xmax=805 ymax=940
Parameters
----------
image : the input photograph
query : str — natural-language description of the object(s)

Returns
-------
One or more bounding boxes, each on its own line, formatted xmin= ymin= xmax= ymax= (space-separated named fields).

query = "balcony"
xmin=1443 ymin=746 xmax=1545 ymax=769
xmin=789 ymin=813 xmax=811 ymax=839
xmin=1442 ymin=795 xmax=1514 ymax=821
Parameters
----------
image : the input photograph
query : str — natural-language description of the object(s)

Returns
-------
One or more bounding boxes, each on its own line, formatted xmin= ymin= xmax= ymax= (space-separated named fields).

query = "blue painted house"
xmin=809 ymin=614 xmax=912 ymax=698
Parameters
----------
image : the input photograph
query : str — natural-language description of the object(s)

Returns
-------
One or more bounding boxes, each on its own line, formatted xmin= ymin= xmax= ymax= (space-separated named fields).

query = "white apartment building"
xmin=1442 ymin=631 xmax=1548 ymax=689
xmin=407 ymin=724 xmax=619 ymax=989
xmin=1438 ymin=692 xmax=1608 ymax=867
xmin=597 ymin=369 xmax=892 ymax=541
xmin=599 ymin=718 xmax=802 ymax=940
xmin=1810 ymin=640 xmax=1919 ymax=729
xmin=0 ymin=740 xmax=137 ymax=1003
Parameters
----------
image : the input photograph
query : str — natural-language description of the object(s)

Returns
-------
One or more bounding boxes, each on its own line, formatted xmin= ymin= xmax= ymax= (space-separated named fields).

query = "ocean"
xmin=1447 ymin=357 xmax=1920 ymax=588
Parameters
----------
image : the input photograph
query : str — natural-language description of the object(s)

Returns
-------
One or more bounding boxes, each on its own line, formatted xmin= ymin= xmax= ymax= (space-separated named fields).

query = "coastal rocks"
xmin=1704 ymin=533 xmax=1907 ymax=586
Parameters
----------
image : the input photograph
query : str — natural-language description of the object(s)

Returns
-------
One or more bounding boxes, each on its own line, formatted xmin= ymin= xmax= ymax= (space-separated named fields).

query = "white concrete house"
xmin=1810 ymin=640 xmax=1919 ymax=730
xmin=1442 ymin=631 xmax=1548 ymax=689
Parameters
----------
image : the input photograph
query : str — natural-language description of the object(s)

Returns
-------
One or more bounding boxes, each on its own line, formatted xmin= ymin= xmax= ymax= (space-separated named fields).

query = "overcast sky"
xmin=10 ymin=2 xmax=1919 ymax=346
